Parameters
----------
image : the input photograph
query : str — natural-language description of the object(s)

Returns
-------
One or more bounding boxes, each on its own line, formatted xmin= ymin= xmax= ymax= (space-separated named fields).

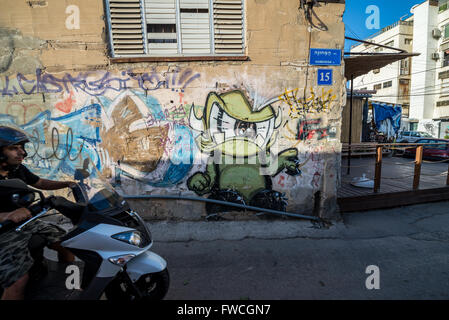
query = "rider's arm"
xmin=20 ymin=165 xmax=75 ymax=190
xmin=0 ymin=208 xmax=32 ymax=223
xmin=32 ymin=179 xmax=75 ymax=191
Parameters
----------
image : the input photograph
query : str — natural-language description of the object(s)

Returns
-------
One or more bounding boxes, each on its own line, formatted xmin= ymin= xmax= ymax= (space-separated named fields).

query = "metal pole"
xmin=123 ymin=195 xmax=321 ymax=222
xmin=347 ymin=75 xmax=354 ymax=175
xmin=374 ymin=145 xmax=382 ymax=193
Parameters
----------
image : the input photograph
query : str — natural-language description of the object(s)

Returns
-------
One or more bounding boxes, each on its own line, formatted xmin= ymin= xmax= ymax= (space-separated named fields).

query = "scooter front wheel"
xmin=104 ymin=268 xmax=170 ymax=301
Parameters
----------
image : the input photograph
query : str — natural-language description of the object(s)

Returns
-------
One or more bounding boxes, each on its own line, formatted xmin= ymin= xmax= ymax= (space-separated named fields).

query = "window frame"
xmin=444 ymin=24 xmax=449 ymax=40
xmin=105 ymin=0 xmax=248 ymax=61
xmin=383 ymin=80 xmax=392 ymax=89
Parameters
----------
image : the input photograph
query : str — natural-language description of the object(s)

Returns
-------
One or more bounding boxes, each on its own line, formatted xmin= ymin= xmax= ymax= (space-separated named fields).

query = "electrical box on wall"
xmin=433 ymin=28 xmax=442 ymax=39
xmin=431 ymin=52 xmax=440 ymax=60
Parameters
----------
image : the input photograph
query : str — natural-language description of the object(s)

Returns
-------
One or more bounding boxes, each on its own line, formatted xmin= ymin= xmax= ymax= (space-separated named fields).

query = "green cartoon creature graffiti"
xmin=187 ymin=90 xmax=308 ymax=214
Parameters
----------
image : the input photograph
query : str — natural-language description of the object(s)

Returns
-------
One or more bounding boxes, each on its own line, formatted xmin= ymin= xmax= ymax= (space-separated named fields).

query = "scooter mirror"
xmin=74 ymin=168 xmax=90 ymax=181
xmin=74 ymin=158 xmax=91 ymax=181
xmin=11 ymin=192 xmax=36 ymax=207
xmin=0 ymin=178 xmax=31 ymax=192
xmin=70 ymin=183 xmax=86 ymax=204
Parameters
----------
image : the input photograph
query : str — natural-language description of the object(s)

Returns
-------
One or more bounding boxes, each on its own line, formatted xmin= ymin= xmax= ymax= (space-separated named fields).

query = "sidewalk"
xmin=148 ymin=199 xmax=449 ymax=242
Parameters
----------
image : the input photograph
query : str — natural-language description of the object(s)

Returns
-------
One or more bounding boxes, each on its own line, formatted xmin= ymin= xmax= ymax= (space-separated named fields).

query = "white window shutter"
xmin=108 ymin=0 xmax=145 ymax=56
xmin=213 ymin=0 xmax=244 ymax=54
xmin=179 ymin=0 xmax=212 ymax=55
xmin=145 ymin=0 xmax=178 ymax=55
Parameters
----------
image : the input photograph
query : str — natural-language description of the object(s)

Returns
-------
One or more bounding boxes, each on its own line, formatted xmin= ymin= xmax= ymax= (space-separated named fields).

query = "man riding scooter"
xmin=0 ymin=125 xmax=75 ymax=300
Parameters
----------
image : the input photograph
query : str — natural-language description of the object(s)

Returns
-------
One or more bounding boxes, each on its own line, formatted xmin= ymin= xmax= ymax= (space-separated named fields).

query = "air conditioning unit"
xmin=433 ymin=28 xmax=442 ymax=39
xmin=431 ymin=52 xmax=440 ymax=60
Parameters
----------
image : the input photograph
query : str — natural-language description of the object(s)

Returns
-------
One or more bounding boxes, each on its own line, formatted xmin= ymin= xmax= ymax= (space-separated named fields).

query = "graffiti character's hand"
xmin=187 ymin=172 xmax=211 ymax=195
xmin=284 ymin=158 xmax=302 ymax=176
xmin=278 ymin=149 xmax=304 ymax=176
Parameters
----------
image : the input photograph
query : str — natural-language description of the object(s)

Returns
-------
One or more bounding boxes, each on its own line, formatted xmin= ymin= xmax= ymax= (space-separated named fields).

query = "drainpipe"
xmin=347 ymin=74 xmax=354 ymax=175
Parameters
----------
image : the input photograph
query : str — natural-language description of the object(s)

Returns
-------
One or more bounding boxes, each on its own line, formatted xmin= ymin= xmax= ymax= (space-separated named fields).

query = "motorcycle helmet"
xmin=0 ymin=125 xmax=30 ymax=162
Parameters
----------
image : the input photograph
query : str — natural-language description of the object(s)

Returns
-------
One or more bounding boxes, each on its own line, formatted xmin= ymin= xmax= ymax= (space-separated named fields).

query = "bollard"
xmin=413 ymin=145 xmax=423 ymax=190
xmin=374 ymin=145 xmax=382 ymax=193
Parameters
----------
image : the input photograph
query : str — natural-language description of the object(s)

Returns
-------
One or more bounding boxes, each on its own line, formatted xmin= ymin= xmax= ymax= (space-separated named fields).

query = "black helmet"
xmin=0 ymin=125 xmax=30 ymax=148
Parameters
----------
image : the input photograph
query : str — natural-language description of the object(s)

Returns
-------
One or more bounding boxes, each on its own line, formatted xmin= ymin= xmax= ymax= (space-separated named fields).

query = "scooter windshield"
xmin=80 ymin=171 xmax=125 ymax=212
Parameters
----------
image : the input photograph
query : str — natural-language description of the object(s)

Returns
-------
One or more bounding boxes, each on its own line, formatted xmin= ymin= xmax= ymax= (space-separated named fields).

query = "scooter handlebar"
xmin=0 ymin=203 xmax=49 ymax=235
xmin=0 ymin=196 xmax=69 ymax=235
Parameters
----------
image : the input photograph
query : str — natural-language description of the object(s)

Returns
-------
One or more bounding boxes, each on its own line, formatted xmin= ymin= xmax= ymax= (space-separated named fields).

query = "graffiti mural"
xmin=100 ymin=90 xmax=196 ymax=188
xmin=0 ymin=66 xmax=204 ymax=186
xmin=187 ymin=90 xmax=308 ymax=213
xmin=0 ymin=64 xmax=341 ymax=218
xmin=0 ymin=103 xmax=102 ymax=180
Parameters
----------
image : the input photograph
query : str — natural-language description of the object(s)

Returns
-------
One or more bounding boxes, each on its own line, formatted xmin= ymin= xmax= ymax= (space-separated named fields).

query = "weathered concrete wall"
xmin=0 ymin=0 xmax=345 ymax=220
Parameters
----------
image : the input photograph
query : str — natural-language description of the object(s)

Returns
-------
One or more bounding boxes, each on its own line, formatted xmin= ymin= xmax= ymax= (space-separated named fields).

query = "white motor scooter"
xmin=0 ymin=157 xmax=169 ymax=300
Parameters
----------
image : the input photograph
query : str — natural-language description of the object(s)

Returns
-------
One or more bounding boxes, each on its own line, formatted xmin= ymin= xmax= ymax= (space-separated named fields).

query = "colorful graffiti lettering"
xmin=0 ymin=68 xmax=201 ymax=97
xmin=284 ymin=118 xmax=337 ymax=148
xmin=297 ymin=118 xmax=337 ymax=141
xmin=279 ymin=87 xmax=336 ymax=119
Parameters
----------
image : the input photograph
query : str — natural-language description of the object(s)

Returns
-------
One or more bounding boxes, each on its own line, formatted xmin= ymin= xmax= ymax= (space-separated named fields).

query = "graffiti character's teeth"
xmin=255 ymin=134 xmax=265 ymax=148
xmin=214 ymin=132 xmax=225 ymax=145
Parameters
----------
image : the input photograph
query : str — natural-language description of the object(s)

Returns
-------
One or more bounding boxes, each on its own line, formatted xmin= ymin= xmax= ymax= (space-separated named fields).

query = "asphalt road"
xmin=150 ymin=201 xmax=449 ymax=300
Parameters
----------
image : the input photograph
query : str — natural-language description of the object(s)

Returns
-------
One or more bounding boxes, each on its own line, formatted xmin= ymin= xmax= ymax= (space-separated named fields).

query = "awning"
xmin=344 ymin=53 xmax=420 ymax=79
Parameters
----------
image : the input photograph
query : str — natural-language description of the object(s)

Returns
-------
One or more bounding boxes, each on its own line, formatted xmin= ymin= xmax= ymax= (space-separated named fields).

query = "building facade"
xmin=0 ymin=0 xmax=346 ymax=220
xmin=350 ymin=19 xmax=414 ymax=119
xmin=351 ymin=0 xmax=449 ymax=138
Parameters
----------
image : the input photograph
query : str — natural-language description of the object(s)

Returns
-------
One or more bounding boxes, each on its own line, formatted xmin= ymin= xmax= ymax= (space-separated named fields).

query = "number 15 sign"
xmin=317 ymin=69 xmax=333 ymax=86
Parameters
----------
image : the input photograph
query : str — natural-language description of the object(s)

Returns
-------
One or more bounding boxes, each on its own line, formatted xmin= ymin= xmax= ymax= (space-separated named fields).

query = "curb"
xmin=146 ymin=220 xmax=344 ymax=242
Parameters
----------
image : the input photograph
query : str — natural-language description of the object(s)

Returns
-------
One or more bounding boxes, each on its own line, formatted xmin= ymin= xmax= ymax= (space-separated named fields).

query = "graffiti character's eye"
xmin=234 ymin=121 xmax=257 ymax=139
xmin=209 ymin=102 xmax=275 ymax=148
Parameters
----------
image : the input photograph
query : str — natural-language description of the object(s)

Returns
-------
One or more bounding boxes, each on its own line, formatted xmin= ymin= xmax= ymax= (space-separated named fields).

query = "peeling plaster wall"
xmin=0 ymin=0 xmax=345 ymax=220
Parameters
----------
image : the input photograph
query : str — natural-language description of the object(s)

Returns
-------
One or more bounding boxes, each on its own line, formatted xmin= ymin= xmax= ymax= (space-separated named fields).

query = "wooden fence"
xmin=343 ymin=142 xmax=449 ymax=193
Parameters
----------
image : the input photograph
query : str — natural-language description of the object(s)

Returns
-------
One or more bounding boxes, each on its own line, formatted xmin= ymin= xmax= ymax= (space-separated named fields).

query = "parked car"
xmin=403 ymin=138 xmax=449 ymax=160
xmin=398 ymin=131 xmax=433 ymax=143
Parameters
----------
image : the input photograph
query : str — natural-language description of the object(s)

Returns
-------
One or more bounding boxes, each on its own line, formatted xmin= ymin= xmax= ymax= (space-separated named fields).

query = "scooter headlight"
xmin=112 ymin=231 xmax=143 ymax=247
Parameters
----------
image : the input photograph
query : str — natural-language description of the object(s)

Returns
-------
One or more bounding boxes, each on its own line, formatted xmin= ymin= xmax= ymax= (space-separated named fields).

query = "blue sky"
xmin=344 ymin=0 xmax=426 ymax=52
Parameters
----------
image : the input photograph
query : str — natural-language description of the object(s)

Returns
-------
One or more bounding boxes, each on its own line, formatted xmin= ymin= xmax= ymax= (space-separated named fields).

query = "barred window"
xmin=105 ymin=0 xmax=245 ymax=57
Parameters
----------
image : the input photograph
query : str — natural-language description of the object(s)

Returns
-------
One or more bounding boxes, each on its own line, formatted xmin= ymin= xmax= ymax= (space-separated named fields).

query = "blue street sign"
xmin=310 ymin=48 xmax=341 ymax=66
xmin=317 ymin=69 xmax=333 ymax=86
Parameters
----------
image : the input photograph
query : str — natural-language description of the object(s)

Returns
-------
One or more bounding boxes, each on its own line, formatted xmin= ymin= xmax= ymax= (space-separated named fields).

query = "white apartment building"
xmin=350 ymin=18 xmax=414 ymax=121
xmin=350 ymin=0 xmax=449 ymax=138
xmin=410 ymin=0 xmax=445 ymax=137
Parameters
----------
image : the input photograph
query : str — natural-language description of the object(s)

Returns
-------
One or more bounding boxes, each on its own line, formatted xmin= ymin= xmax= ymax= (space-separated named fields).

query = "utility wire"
xmin=352 ymin=64 xmax=449 ymax=88
xmin=359 ymin=82 xmax=449 ymax=97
